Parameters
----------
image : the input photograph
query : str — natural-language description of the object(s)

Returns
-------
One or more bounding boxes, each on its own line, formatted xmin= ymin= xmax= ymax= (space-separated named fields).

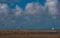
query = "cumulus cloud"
xmin=44 ymin=0 xmax=60 ymax=27
xmin=25 ymin=2 xmax=45 ymax=14
xmin=1 ymin=1 xmax=59 ymax=27
xmin=24 ymin=2 xmax=48 ymax=25
xmin=11 ymin=5 xmax=26 ymax=26
xmin=0 ymin=4 xmax=25 ymax=26
xmin=0 ymin=3 xmax=9 ymax=16
xmin=14 ymin=5 xmax=24 ymax=16
xmin=0 ymin=3 xmax=10 ymax=20
xmin=45 ymin=0 xmax=59 ymax=19
xmin=0 ymin=3 xmax=11 ymax=26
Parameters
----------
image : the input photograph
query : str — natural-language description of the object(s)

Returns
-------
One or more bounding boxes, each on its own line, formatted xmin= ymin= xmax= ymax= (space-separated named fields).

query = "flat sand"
xmin=0 ymin=29 xmax=60 ymax=38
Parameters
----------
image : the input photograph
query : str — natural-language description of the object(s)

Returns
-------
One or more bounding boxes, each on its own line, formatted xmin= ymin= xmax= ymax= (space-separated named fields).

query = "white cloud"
xmin=14 ymin=5 xmax=24 ymax=16
xmin=44 ymin=0 xmax=60 ymax=26
xmin=24 ymin=2 xmax=48 ymax=25
xmin=0 ymin=3 xmax=9 ymax=16
xmin=0 ymin=3 xmax=10 ymax=24
xmin=46 ymin=0 xmax=57 ymax=2
xmin=25 ymin=2 xmax=45 ymax=14
xmin=45 ymin=0 xmax=59 ymax=19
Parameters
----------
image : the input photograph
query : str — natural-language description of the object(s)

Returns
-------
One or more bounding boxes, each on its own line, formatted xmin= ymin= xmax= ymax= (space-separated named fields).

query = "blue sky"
xmin=0 ymin=0 xmax=45 ymax=9
xmin=0 ymin=0 xmax=60 ymax=9
xmin=0 ymin=0 xmax=60 ymax=29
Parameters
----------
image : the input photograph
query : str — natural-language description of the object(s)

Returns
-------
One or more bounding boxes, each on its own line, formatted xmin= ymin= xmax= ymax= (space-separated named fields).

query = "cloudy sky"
xmin=0 ymin=0 xmax=60 ymax=29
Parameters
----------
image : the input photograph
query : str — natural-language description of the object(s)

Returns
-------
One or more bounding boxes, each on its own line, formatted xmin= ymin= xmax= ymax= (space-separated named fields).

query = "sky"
xmin=0 ymin=0 xmax=46 ymax=8
xmin=0 ymin=0 xmax=60 ymax=29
